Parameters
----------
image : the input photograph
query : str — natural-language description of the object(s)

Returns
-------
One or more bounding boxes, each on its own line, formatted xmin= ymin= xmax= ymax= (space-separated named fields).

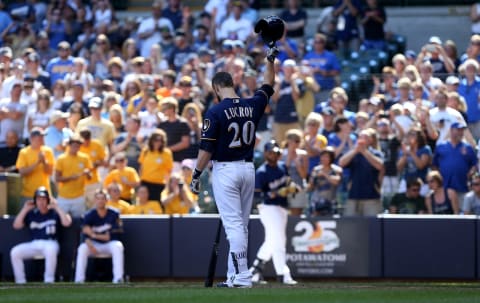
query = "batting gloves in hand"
xmin=190 ymin=168 xmax=202 ymax=195
xmin=266 ymin=46 xmax=279 ymax=63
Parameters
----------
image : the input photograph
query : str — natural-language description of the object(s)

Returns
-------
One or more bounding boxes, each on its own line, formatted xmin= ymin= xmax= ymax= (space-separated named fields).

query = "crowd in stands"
xmin=0 ymin=0 xmax=479 ymax=220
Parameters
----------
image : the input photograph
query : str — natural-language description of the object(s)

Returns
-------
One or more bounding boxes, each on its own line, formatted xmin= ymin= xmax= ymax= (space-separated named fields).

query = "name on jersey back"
xmin=224 ymin=106 xmax=254 ymax=120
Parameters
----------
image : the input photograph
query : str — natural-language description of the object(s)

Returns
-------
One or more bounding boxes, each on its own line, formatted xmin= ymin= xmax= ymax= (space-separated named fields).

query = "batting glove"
xmin=266 ymin=46 xmax=279 ymax=63
xmin=190 ymin=168 xmax=202 ymax=195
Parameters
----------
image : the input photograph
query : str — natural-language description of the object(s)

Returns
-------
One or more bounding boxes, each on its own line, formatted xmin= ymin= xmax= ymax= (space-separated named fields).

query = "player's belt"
xmin=214 ymin=159 xmax=253 ymax=163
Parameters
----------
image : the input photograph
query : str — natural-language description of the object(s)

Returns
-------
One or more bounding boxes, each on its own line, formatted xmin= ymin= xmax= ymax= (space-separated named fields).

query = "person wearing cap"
xmin=433 ymin=121 xmax=478 ymax=204
xmin=60 ymin=81 xmax=90 ymax=117
xmin=65 ymin=57 xmax=95 ymax=93
xmin=25 ymin=52 xmax=50 ymax=90
xmin=16 ymin=128 xmax=55 ymax=203
xmin=271 ymin=59 xmax=301 ymax=143
xmin=10 ymin=186 xmax=72 ymax=284
xmin=249 ymin=140 xmax=298 ymax=285
xmin=0 ymin=79 xmax=28 ymax=144
xmin=76 ymin=97 xmax=115 ymax=150
xmin=55 ymin=134 xmax=93 ymax=217
xmin=44 ymin=110 xmax=72 ymax=159
xmin=46 ymin=41 xmax=74 ymax=86
xmin=217 ymin=1 xmax=253 ymax=42
xmin=415 ymin=36 xmax=455 ymax=77
xmin=137 ymin=0 xmax=174 ymax=57
xmin=458 ymin=59 xmax=480 ymax=141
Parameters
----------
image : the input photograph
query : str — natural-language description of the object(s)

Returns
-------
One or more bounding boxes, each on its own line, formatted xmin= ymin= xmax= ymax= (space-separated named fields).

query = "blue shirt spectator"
xmin=46 ymin=42 xmax=74 ymax=86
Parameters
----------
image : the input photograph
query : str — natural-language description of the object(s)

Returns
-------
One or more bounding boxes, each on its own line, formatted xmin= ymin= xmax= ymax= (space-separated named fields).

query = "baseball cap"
xmin=57 ymin=41 xmax=71 ymax=50
xmin=179 ymin=76 xmax=192 ymax=86
xmin=88 ymin=97 xmax=102 ymax=109
xmin=403 ymin=101 xmax=416 ymax=114
xmin=369 ymin=96 xmax=381 ymax=106
xmin=321 ymin=106 xmax=335 ymax=116
xmin=283 ymin=59 xmax=296 ymax=68
xmin=429 ymin=36 xmax=442 ymax=45
xmin=451 ymin=122 xmax=467 ymax=129
xmin=446 ymin=75 xmax=460 ymax=85
xmin=198 ymin=47 xmax=215 ymax=57
xmin=405 ymin=50 xmax=417 ymax=59
xmin=175 ymin=29 xmax=186 ymax=37
xmin=50 ymin=110 xmax=70 ymax=124
xmin=68 ymin=133 xmax=84 ymax=144
xmin=222 ymin=39 xmax=234 ymax=50
xmin=233 ymin=40 xmax=245 ymax=49
xmin=0 ymin=46 xmax=12 ymax=58
xmin=72 ymin=80 xmax=84 ymax=88
xmin=30 ymin=127 xmax=46 ymax=137
xmin=264 ymin=140 xmax=281 ymax=154
xmin=28 ymin=52 xmax=40 ymax=62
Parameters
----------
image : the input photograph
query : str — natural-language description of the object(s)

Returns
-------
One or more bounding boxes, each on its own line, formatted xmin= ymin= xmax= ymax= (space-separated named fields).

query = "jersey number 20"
xmin=228 ymin=121 xmax=255 ymax=148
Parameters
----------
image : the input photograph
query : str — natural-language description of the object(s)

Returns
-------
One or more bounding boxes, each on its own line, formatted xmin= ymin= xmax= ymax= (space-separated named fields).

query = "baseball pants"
xmin=256 ymin=204 xmax=289 ymax=275
xmin=74 ymin=240 xmax=124 ymax=283
xmin=10 ymin=239 xmax=59 ymax=283
xmin=212 ymin=160 xmax=254 ymax=283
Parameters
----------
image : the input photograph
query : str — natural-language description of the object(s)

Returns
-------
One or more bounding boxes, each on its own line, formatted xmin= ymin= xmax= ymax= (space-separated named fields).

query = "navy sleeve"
xmin=199 ymin=109 xmax=219 ymax=153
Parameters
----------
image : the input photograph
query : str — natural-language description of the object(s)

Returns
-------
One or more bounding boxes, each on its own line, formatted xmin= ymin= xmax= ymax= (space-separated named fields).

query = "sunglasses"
xmin=115 ymin=158 xmax=125 ymax=162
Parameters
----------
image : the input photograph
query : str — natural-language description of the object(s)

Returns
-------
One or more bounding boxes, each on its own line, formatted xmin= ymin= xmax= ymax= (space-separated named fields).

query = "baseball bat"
xmin=204 ymin=219 xmax=222 ymax=287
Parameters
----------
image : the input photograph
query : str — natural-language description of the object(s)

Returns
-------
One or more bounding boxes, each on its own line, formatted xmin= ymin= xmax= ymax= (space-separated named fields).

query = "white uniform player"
xmin=250 ymin=141 xmax=297 ymax=285
xmin=190 ymin=53 xmax=276 ymax=288
xmin=10 ymin=187 xmax=72 ymax=284
xmin=74 ymin=189 xmax=124 ymax=283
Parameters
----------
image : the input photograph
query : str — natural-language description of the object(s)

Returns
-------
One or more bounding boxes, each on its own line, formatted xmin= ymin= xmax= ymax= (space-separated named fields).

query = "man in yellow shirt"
xmin=106 ymin=183 xmax=132 ymax=214
xmin=130 ymin=185 xmax=163 ymax=215
xmin=104 ymin=152 xmax=140 ymax=202
xmin=76 ymin=97 xmax=115 ymax=150
xmin=79 ymin=128 xmax=106 ymax=209
xmin=16 ymin=128 xmax=55 ymax=202
xmin=55 ymin=134 xmax=93 ymax=217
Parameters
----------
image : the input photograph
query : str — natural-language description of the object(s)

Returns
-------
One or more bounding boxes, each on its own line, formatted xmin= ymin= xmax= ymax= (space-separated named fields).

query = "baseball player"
xmin=74 ymin=189 xmax=124 ymax=283
xmin=190 ymin=49 xmax=277 ymax=288
xmin=250 ymin=140 xmax=297 ymax=285
xmin=10 ymin=187 xmax=72 ymax=284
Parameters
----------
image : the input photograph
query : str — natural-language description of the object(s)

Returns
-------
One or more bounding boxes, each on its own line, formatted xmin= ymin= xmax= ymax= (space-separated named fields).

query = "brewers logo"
xmin=291 ymin=221 xmax=340 ymax=253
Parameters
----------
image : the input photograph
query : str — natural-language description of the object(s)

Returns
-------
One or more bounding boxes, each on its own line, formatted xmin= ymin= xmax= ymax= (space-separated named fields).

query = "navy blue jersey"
xmin=200 ymin=84 xmax=273 ymax=161
xmin=255 ymin=161 xmax=289 ymax=209
xmin=82 ymin=207 xmax=122 ymax=243
xmin=25 ymin=209 xmax=60 ymax=240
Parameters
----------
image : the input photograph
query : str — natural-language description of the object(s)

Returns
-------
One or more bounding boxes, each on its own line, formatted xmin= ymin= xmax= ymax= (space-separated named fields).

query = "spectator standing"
xmin=360 ymin=0 xmax=386 ymax=51
xmin=303 ymin=33 xmax=341 ymax=102
xmin=78 ymin=128 xmax=106 ymax=209
xmin=112 ymin=115 xmax=144 ymax=172
xmin=471 ymin=1 xmax=480 ymax=35
xmin=307 ymin=146 xmax=342 ymax=216
xmin=396 ymin=127 xmax=432 ymax=197
xmin=46 ymin=41 xmax=74 ymax=87
xmin=0 ymin=80 xmax=28 ymax=144
xmin=138 ymin=130 xmax=173 ymax=202
xmin=74 ymin=189 xmax=124 ymax=284
xmin=0 ymin=130 xmax=21 ymax=172
xmin=433 ymin=122 xmax=478 ymax=203
xmin=76 ymin=97 xmax=115 ymax=150
xmin=271 ymin=59 xmax=300 ymax=143
xmin=217 ymin=1 xmax=253 ymax=42
xmin=458 ymin=59 xmax=480 ymax=141
xmin=44 ymin=110 xmax=72 ymax=159
xmin=138 ymin=95 xmax=161 ymax=139
xmin=389 ymin=178 xmax=426 ymax=214
xmin=462 ymin=173 xmax=480 ymax=215
xmin=281 ymin=129 xmax=308 ymax=216
xmin=130 ymin=185 xmax=163 ymax=214
xmin=55 ymin=134 xmax=93 ymax=217
xmin=339 ymin=128 xmax=384 ymax=216
xmin=158 ymin=97 xmax=190 ymax=170
xmin=180 ymin=102 xmax=202 ymax=161
xmin=168 ymin=29 xmax=194 ymax=72
xmin=332 ymin=0 xmax=362 ymax=56
xmin=303 ymin=112 xmax=328 ymax=173
xmin=44 ymin=8 xmax=71 ymax=50
xmin=10 ymin=187 xmax=72 ymax=284
xmin=60 ymin=81 xmax=90 ymax=118
xmin=16 ymin=128 xmax=55 ymax=202
xmin=279 ymin=0 xmax=307 ymax=47
xmin=104 ymin=152 xmax=140 ymax=203
xmin=425 ymin=170 xmax=459 ymax=214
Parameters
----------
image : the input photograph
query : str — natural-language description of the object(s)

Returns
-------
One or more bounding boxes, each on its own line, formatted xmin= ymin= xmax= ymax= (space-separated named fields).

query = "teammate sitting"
xmin=10 ymin=187 xmax=72 ymax=284
xmin=74 ymin=189 xmax=125 ymax=283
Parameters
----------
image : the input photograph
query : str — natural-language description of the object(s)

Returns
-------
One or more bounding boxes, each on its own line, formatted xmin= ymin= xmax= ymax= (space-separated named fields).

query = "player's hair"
xmin=212 ymin=72 xmax=234 ymax=88
xmin=320 ymin=146 xmax=335 ymax=164
xmin=94 ymin=188 xmax=109 ymax=200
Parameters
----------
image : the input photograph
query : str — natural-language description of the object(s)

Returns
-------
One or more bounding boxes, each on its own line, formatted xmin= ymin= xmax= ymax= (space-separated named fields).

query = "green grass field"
xmin=0 ymin=281 xmax=479 ymax=303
